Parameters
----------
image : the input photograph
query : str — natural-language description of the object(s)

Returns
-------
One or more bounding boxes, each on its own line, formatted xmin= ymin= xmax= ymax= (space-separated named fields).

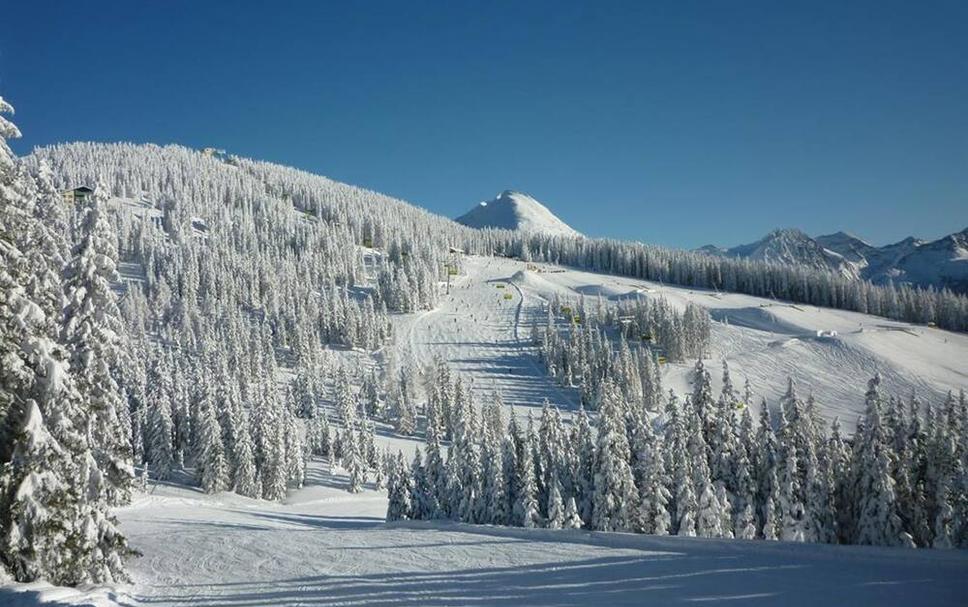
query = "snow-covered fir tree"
xmin=0 ymin=95 xmax=130 ymax=585
xmin=591 ymin=381 xmax=639 ymax=532
xmin=61 ymin=186 xmax=135 ymax=507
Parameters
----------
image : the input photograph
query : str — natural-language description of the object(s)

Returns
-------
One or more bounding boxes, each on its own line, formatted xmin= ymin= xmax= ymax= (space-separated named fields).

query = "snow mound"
xmin=508 ymin=269 xmax=537 ymax=286
xmin=510 ymin=269 xmax=548 ymax=288
xmin=709 ymin=307 xmax=807 ymax=336
xmin=456 ymin=190 xmax=581 ymax=238
xmin=573 ymin=283 xmax=633 ymax=300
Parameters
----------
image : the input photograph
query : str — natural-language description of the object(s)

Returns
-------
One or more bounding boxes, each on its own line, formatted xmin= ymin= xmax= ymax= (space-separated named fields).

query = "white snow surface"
xmin=4 ymin=460 xmax=968 ymax=606
xmin=455 ymin=190 xmax=581 ymax=238
xmin=394 ymin=256 xmax=968 ymax=429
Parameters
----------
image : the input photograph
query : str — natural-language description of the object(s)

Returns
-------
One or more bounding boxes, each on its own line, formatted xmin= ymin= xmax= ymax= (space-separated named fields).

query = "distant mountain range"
xmin=454 ymin=191 xmax=966 ymax=294
xmin=698 ymin=227 xmax=968 ymax=293
xmin=455 ymin=190 xmax=581 ymax=238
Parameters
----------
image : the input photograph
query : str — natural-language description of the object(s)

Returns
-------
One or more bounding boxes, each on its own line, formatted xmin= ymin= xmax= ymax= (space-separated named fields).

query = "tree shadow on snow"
xmin=0 ymin=588 xmax=87 ymax=607
xmin=121 ymin=531 xmax=968 ymax=607
xmin=242 ymin=511 xmax=384 ymax=531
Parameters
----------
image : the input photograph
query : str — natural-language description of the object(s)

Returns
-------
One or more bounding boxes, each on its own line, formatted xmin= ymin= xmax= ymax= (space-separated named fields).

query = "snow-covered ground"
xmin=4 ymin=459 xmax=967 ymax=607
xmin=7 ymin=462 xmax=968 ymax=607
xmin=393 ymin=257 xmax=581 ymax=418
xmin=395 ymin=256 xmax=968 ymax=429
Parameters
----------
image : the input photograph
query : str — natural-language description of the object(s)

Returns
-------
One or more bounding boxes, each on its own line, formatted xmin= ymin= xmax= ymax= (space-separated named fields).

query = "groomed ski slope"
xmin=4 ymin=459 xmax=967 ymax=607
xmin=397 ymin=255 xmax=968 ymax=429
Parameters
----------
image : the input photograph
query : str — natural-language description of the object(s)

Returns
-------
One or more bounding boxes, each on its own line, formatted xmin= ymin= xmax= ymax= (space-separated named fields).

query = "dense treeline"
xmin=29 ymin=143 xmax=968 ymax=335
xmin=24 ymin=142 xmax=436 ymax=494
xmin=534 ymin=294 xmax=710 ymax=406
xmin=387 ymin=361 xmax=968 ymax=549
xmin=484 ymin=232 xmax=968 ymax=332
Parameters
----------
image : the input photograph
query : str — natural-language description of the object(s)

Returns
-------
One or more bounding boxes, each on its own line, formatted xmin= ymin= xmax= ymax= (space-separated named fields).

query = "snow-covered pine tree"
xmin=195 ymin=378 xmax=230 ymax=493
xmin=334 ymin=365 xmax=355 ymax=431
xmin=513 ymin=419 xmax=540 ymax=528
xmin=0 ymin=95 xmax=129 ymax=585
xmin=457 ymin=426 xmax=482 ymax=524
xmin=732 ymin=427 xmax=757 ymax=537
xmin=852 ymin=376 xmax=913 ymax=547
xmin=778 ymin=443 xmax=807 ymax=542
xmin=392 ymin=368 xmax=417 ymax=435
xmin=901 ymin=395 xmax=931 ymax=547
xmin=685 ymin=400 xmax=715 ymax=525
xmin=386 ymin=452 xmax=412 ymax=522
xmin=563 ymin=496 xmax=583 ymax=530
xmin=0 ymin=97 xmax=77 ymax=584
xmin=501 ymin=412 xmax=520 ymax=525
xmin=345 ymin=418 xmax=366 ymax=494
xmin=762 ymin=468 xmax=781 ymax=541
xmin=546 ymin=472 xmax=565 ymax=529
xmin=691 ymin=359 xmax=715 ymax=442
xmin=480 ymin=404 xmax=508 ymax=525
xmin=360 ymin=369 xmax=382 ymax=419
xmin=146 ymin=364 xmax=175 ymax=480
xmin=423 ymin=389 xmax=446 ymax=518
xmin=676 ymin=477 xmax=699 ymax=538
xmin=754 ymin=401 xmax=779 ymax=538
xmin=255 ymin=380 xmax=289 ymax=501
xmin=735 ymin=502 xmax=757 ymax=540
xmin=572 ymin=405 xmax=596 ymax=527
xmin=61 ymin=185 xmax=134 ymax=506
xmin=828 ymin=418 xmax=851 ymax=544
xmin=374 ymin=450 xmax=388 ymax=491
xmin=931 ymin=474 xmax=955 ymax=549
xmin=591 ymin=381 xmax=639 ymax=532
xmin=639 ymin=442 xmax=672 ymax=536
xmin=696 ymin=480 xmax=724 ymax=538
xmin=230 ymin=405 xmax=259 ymax=498
xmin=0 ymin=401 xmax=81 ymax=584
xmin=715 ymin=483 xmax=734 ymax=539
xmin=442 ymin=452 xmax=462 ymax=520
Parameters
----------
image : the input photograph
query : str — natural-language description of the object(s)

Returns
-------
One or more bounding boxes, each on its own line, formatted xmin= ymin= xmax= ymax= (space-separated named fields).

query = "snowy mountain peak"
xmin=703 ymin=226 xmax=968 ymax=293
xmin=456 ymin=190 xmax=581 ymax=238
xmin=721 ymin=227 xmax=858 ymax=278
xmin=817 ymin=230 xmax=871 ymax=248
xmin=815 ymin=231 xmax=878 ymax=264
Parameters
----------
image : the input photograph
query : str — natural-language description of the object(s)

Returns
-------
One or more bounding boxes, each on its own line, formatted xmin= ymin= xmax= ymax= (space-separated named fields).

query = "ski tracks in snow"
xmin=396 ymin=257 xmax=579 ymax=415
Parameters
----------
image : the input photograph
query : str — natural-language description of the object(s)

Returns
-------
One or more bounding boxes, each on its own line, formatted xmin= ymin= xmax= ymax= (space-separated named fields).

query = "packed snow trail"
xmin=397 ymin=256 xmax=580 ymax=415
xmin=396 ymin=255 xmax=968 ymax=428
xmin=4 ymin=460 xmax=967 ymax=606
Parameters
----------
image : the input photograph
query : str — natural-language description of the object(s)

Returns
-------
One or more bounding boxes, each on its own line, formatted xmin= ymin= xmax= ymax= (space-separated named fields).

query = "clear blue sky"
xmin=2 ymin=1 xmax=966 ymax=248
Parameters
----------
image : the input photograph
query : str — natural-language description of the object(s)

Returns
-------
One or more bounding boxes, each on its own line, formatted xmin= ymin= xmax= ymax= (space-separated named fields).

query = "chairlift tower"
xmin=445 ymin=246 xmax=463 ymax=295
